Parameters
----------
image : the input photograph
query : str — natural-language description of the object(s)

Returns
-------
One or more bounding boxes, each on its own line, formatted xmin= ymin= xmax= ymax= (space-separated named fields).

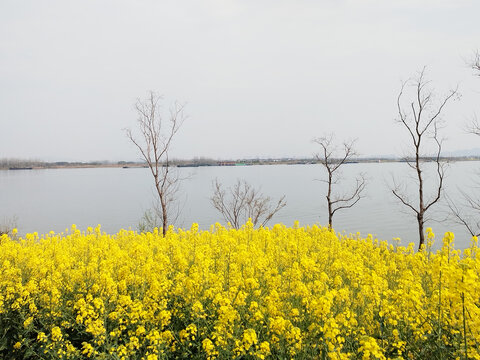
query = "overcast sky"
xmin=1 ymin=0 xmax=479 ymax=161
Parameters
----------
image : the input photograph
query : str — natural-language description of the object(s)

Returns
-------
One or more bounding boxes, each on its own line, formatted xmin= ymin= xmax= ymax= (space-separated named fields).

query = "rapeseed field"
xmin=0 ymin=223 xmax=479 ymax=359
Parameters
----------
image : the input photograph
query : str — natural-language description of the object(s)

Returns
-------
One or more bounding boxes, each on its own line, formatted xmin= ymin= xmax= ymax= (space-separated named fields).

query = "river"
xmin=1 ymin=161 xmax=479 ymax=249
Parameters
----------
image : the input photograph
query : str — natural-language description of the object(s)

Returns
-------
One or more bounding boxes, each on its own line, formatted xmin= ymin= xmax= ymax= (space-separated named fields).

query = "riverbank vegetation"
xmin=0 ymin=223 xmax=478 ymax=359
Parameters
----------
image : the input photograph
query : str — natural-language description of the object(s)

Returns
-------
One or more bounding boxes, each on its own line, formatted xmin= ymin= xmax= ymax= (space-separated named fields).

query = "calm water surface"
xmin=1 ymin=161 xmax=478 ymax=249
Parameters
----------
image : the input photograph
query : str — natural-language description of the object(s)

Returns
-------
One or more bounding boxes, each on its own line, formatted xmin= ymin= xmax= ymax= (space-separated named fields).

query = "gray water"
xmin=1 ymin=161 xmax=479 ymax=249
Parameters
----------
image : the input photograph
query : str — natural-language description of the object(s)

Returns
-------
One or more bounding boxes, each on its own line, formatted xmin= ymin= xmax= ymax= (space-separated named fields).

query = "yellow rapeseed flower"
xmin=0 ymin=224 xmax=478 ymax=359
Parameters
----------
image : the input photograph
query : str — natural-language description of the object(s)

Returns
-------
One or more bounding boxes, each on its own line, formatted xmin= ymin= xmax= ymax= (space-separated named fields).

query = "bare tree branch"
xmin=466 ymin=52 xmax=480 ymax=134
xmin=464 ymin=51 xmax=480 ymax=135
xmin=446 ymin=194 xmax=480 ymax=238
xmin=465 ymin=114 xmax=480 ymax=136
xmin=125 ymin=91 xmax=186 ymax=235
xmin=424 ymin=124 xmax=446 ymax=213
xmin=331 ymin=174 xmax=366 ymax=216
xmin=313 ymin=135 xmax=366 ymax=229
xmin=446 ymin=166 xmax=480 ymax=238
xmin=210 ymin=179 xmax=286 ymax=229
xmin=472 ymin=50 xmax=480 ymax=76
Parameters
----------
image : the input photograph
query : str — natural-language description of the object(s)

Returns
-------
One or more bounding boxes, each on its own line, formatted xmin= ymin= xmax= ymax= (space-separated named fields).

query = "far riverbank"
xmin=2 ymin=156 xmax=480 ymax=170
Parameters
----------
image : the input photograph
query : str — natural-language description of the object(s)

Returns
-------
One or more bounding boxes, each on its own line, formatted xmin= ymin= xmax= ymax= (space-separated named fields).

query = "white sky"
xmin=0 ymin=0 xmax=479 ymax=161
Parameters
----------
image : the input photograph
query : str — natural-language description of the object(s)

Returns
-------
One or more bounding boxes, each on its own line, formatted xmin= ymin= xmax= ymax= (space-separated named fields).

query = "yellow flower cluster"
xmin=0 ymin=223 xmax=479 ymax=359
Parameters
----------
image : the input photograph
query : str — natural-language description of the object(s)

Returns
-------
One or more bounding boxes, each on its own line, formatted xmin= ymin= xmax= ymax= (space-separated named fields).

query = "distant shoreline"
xmin=2 ymin=156 xmax=480 ymax=170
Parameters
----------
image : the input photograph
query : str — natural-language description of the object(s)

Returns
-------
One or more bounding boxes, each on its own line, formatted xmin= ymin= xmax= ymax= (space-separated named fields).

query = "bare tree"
xmin=392 ymin=68 xmax=458 ymax=250
xmin=125 ymin=91 xmax=186 ymax=235
xmin=447 ymin=56 xmax=480 ymax=236
xmin=314 ymin=135 xmax=366 ymax=229
xmin=210 ymin=179 xmax=286 ymax=229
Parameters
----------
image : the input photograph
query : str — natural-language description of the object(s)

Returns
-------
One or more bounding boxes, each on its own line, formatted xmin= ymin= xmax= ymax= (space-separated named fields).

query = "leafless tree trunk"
xmin=210 ymin=179 xmax=286 ymax=229
xmin=125 ymin=91 xmax=186 ymax=235
xmin=392 ymin=68 xmax=458 ymax=250
xmin=314 ymin=135 xmax=366 ymax=229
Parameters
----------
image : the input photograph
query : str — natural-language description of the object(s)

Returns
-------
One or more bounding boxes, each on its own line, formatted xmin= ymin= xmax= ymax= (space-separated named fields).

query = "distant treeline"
xmin=0 ymin=158 xmax=46 ymax=169
xmin=0 ymin=159 xmax=144 ymax=169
